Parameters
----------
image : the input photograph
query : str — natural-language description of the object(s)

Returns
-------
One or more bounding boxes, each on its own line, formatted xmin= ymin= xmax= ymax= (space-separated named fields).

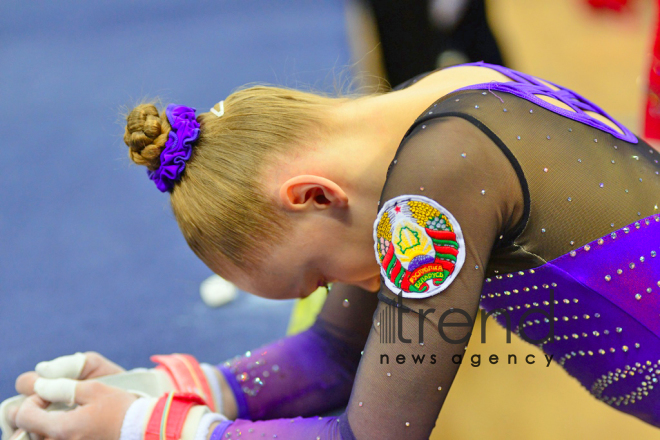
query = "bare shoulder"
xmin=403 ymin=65 xmax=513 ymax=96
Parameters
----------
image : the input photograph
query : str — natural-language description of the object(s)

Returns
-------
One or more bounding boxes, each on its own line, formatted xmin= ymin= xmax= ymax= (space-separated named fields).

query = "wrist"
xmin=119 ymin=397 xmax=158 ymax=440
xmin=199 ymin=363 xmax=223 ymax=415
xmin=180 ymin=404 xmax=209 ymax=439
xmin=144 ymin=392 xmax=206 ymax=440
xmin=207 ymin=420 xmax=233 ymax=440
xmin=193 ymin=413 xmax=228 ymax=440
xmin=151 ymin=354 xmax=217 ymax=412
xmin=216 ymin=363 xmax=249 ymax=420
xmin=120 ymin=393 xmax=228 ymax=440
xmin=207 ymin=364 xmax=238 ymax=420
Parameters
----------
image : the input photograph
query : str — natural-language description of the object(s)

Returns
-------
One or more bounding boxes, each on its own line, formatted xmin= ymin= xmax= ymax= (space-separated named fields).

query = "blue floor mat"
xmin=0 ymin=0 xmax=351 ymax=402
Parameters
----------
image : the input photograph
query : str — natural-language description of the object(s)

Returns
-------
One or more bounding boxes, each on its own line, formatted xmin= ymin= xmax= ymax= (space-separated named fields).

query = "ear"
xmin=279 ymin=175 xmax=348 ymax=212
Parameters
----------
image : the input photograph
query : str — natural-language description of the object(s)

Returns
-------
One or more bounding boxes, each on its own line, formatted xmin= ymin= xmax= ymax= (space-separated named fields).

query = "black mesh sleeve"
xmin=341 ymin=115 xmax=521 ymax=438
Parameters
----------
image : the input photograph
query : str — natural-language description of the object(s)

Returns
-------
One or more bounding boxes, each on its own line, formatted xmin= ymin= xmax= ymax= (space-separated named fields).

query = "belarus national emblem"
xmin=374 ymin=195 xmax=465 ymax=299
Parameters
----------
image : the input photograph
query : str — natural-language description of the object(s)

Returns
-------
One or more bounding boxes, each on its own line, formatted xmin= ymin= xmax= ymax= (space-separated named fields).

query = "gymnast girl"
xmin=7 ymin=61 xmax=660 ymax=439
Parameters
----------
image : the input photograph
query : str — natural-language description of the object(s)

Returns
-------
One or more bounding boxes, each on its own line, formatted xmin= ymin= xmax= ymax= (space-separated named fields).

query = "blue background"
xmin=0 ymin=0 xmax=351 ymax=401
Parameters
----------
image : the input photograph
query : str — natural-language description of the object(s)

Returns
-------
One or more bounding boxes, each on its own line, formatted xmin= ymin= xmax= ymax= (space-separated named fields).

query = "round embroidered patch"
xmin=373 ymin=195 xmax=465 ymax=299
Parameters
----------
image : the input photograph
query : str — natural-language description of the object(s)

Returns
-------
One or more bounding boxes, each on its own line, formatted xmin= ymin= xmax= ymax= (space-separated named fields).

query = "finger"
xmin=13 ymin=394 xmax=60 ymax=438
xmin=6 ymin=403 xmax=19 ymax=428
xmin=33 ymin=378 xmax=77 ymax=406
xmin=72 ymin=380 xmax=114 ymax=406
xmin=15 ymin=372 xmax=39 ymax=395
xmin=35 ymin=353 xmax=86 ymax=379
xmin=80 ymin=351 xmax=125 ymax=378
xmin=9 ymin=428 xmax=24 ymax=440
xmin=33 ymin=377 xmax=117 ymax=408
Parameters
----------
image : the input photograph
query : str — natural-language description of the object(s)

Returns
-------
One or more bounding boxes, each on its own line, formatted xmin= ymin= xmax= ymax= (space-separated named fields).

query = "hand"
xmin=7 ymin=378 xmax=137 ymax=440
xmin=15 ymin=351 xmax=125 ymax=397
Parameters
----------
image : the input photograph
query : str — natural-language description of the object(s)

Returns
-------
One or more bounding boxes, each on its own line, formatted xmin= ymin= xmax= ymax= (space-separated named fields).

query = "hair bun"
xmin=123 ymin=103 xmax=171 ymax=170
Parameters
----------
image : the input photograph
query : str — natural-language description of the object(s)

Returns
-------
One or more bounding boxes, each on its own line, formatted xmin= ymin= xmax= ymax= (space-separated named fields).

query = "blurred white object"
xmin=429 ymin=0 xmax=470 ymax=30
xmin=200 ymin=274 xmax=238 ymax=308
xmin=436 ymin=49 xmax=469 ymax=69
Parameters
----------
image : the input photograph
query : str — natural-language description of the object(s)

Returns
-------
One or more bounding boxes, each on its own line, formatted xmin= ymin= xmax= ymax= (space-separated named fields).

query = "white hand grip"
xmin=34 ymin=353 xmax=86 ymax=380
xmin=33 ymin=378 xmax=77 ymax=406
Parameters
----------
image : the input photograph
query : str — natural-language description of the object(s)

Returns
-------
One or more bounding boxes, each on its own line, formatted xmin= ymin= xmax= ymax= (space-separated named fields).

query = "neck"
xmin=325 ymin=88 xmax=440 ymax=200
xmin=297 ymin=88 xmax=443 ymax=267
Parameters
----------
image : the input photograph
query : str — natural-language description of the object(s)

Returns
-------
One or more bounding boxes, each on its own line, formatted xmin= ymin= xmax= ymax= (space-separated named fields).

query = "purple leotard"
xmin=209 ymin=62 xmax=660 ymax=438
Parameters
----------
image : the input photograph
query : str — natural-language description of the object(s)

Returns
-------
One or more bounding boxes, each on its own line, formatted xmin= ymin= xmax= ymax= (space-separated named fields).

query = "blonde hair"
xmin=124 ymin=86 xmax=350 ymax=271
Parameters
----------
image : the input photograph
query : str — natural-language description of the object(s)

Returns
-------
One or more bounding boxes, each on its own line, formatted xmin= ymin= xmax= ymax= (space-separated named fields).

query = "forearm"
xmin=207 ymin=422 xmax=222 ymax=440
xmin=214 ymin=317 xmax=363 ymax=421
xmin=206 ymin=413 xmax=354 ymax=439
xmin=210 ymin=366 xmax=238 ymax=420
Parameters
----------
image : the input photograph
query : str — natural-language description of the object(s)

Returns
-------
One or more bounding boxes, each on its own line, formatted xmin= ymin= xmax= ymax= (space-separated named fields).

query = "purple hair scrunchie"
xmin=147 ymin=104 xmax=200 ymax=192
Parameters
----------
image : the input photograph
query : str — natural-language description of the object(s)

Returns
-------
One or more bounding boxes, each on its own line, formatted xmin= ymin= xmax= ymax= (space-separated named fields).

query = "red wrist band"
xmin=144 ymin=391 xmax=206 ymax=440
xmin=151 ymin=353 xmax=216 ymax=412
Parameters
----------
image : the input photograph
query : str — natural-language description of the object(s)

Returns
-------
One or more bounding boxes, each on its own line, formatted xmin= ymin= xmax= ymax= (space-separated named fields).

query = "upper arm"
xmin=343 ymin=116 xmax=515 ymax=438
xmin=315 ymin=282 xmax=380 ymax=352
